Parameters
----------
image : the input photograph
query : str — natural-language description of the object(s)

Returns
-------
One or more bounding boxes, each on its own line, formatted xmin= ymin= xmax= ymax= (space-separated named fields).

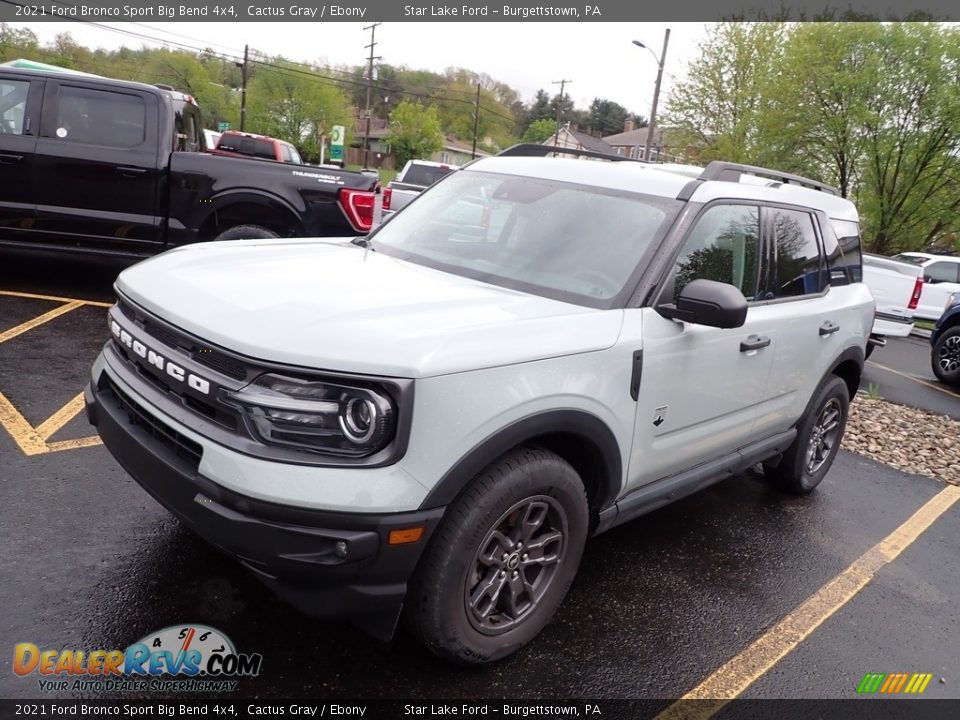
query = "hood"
xmin=115 ymin=239 xmax=624 ymax=378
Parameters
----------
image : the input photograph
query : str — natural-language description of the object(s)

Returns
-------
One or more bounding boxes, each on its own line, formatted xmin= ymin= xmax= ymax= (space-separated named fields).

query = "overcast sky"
xmin=15 ymin=21 xmax=710 ymax=116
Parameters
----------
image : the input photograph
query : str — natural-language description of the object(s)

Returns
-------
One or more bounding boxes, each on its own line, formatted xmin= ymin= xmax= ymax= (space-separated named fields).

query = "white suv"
xmin=85 ymin=146 xmax=874 ymax=664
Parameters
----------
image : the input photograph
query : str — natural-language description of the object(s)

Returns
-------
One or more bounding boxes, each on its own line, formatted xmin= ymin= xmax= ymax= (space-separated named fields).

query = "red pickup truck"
xmin=210 ymin=130 xmax=304 ymax=164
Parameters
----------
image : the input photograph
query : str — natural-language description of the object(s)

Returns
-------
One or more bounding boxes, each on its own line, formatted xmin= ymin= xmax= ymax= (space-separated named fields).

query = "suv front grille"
xmin=117 ymin=299 xmax=247 ymax=381
xmin=107 ymin=377 xmax=203 ymax=470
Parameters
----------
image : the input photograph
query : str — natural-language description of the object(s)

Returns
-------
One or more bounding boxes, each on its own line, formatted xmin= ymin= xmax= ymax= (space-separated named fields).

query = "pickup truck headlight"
xmin=227 ymin=373 xmax=395 ymax=457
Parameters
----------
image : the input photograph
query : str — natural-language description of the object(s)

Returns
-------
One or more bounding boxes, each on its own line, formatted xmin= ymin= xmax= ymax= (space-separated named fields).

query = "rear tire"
xmin=213 ymin=224 xmax=279 ymax=242
xmin=767 ymin=375 xmax=849 ymax=495
xmin=405 ymin=447 xmax=588 ymax=665
xmin=931 ymin=326 xmax=960 ymax=385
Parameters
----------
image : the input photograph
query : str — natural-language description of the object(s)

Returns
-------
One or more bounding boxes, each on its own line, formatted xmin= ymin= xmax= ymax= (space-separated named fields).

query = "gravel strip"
xmin=843 ymin=395 xmax=960 ymax=485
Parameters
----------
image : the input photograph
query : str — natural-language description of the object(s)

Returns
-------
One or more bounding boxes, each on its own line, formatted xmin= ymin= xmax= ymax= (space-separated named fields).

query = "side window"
xmin=280 ymin=144 xmax=293 ymax=163
xmin=0 ymin=79 xmax=30 ymax=134
xmin=56 ymin=86 xmax=145 ymax=147
xmin=924 ymin=262 xmax=960 ymax=284
xmin=830 ymin=219 xmax=863 ymax=283
xmin=672 ymin=204 xmax=760 ymax=301
xmin=769 ymin=208 xmax=825 ymax=298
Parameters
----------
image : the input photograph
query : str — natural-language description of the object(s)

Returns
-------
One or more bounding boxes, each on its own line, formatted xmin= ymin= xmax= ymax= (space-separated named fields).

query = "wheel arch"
xmin=197 ymin=191 xmax=304 ymax=240
xmin=418 ymin=410 xmax=624 ymax=525
xmin=828 ymin=345 xmax=864 ymax=399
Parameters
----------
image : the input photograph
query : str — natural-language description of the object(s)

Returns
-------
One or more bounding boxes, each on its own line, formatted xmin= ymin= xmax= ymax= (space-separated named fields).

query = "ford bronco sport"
xmin=86 ymin=145 xmax=874 ymax=664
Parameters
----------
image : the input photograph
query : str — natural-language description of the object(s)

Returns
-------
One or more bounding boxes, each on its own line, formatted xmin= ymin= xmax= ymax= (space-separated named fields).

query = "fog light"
xmin=334 ymin=541 xmax=348 ymax=558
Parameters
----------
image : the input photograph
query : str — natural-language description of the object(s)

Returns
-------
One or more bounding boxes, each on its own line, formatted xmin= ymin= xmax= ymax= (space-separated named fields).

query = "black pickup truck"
xmin=0 ymin=65 xmax=379 ymax=256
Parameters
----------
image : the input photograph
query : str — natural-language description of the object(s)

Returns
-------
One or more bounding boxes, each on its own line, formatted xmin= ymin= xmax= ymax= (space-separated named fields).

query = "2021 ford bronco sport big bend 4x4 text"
xmin=85 ymin=145 xmax=874 ymax=664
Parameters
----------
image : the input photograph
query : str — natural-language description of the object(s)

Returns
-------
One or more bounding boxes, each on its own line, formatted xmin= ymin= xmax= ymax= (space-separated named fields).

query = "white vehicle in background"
xmin=890 ymin=252 xmax=960 ymax=322
xmin=382 ymin=160 xmax=460 ymax=218
xmin=861 ymin=253 xmax=924 ymax=358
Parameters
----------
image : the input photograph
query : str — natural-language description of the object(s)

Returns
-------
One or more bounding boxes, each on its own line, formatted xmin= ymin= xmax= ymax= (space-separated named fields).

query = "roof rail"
xmin=699 ymin=161 xmax=838 ymax=195
xmin=497 ymin=143 xmax=644 ymax=163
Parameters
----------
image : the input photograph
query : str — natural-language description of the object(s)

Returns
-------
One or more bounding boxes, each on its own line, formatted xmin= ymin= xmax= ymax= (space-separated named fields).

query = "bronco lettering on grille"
xmin=111 ymin=319 xmax=212 ymax=396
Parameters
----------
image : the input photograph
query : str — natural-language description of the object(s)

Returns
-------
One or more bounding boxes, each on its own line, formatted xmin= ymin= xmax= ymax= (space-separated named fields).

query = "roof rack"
xmin=700 ymin=161 xmax=838 ymax=195
xmin=497 ymin=143 xmax=644 ymax=164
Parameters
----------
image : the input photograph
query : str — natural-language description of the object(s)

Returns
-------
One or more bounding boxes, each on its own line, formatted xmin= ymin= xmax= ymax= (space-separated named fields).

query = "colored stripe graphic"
xmin=857 ymin=672 xmax=932 ymax=694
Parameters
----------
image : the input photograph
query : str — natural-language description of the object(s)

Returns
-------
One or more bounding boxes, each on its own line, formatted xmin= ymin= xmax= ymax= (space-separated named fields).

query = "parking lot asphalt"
xmin=2 ymin=252 xmax=959 ymax=709
xmin=864 ymin=335 xmax=960 ymax=420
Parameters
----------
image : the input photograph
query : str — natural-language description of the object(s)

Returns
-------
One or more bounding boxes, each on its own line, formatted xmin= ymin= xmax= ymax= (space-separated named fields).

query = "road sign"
xmin=330 ymin=124 xmax=345 ymax=161
xmin=218 ymin=122 xmax=230 ymax=132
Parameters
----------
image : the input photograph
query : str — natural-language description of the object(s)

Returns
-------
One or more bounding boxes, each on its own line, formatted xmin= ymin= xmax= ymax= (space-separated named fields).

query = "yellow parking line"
xmin=0 ymin=390 xmax=49 ymax=455
xmin=867 ymin=360 xmax=960 ymax=400
xmin=0 ymin=289 xmax=112 ymax=308
xmin=35 ymin=392 xmax=87 ymax=440
xmin=656 ymin=484 xmax=960 ymax=720
xmin=0 ymin=301 xmax=85 ymax=344
xmin=46 ymin=436 xmax=102 ymax=452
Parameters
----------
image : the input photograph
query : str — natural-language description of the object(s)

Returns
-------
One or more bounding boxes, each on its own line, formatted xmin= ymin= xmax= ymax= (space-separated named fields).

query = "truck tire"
xmin=931 ymin=326 xmax=960 ymax=385
xmin=766 ymin=375 xmax=849 ymax=495
xmin=405 ymin=447 xmax=588 ymax=665
xmin=213 ymin=224 xmax=279 ymax=242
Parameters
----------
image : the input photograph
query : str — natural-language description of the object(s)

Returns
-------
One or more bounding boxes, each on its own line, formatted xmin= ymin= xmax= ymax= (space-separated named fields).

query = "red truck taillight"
xmin=339 ymin=188 xmax=376 ymax=232
xmin=382 ymin=187 xmax=393 ymax=211
xmin=908 ymin=276 xmax=924 ymax=311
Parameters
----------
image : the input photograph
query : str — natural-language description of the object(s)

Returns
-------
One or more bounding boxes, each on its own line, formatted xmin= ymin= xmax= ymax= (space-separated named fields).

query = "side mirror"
xmin=656 ymin=279 xmax=748 ymax=329
xmin=924 ymin=274 xmax=937 ymax=284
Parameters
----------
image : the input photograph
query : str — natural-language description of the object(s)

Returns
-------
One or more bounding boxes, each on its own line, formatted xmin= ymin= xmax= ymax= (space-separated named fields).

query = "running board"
xmin=595 ymin=429 xmax=797 ymax=535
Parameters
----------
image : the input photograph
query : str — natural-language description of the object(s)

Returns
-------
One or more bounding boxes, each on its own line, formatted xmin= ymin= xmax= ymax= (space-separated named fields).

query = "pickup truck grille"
xmin=117 ymin=299 xmax=247 ymax=381
xmin=107 ymin=376 xmax=203 ymax=470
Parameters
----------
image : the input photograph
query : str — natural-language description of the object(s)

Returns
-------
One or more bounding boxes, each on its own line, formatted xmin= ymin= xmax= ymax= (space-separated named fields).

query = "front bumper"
xmin=85 ymin=373 xmax=444 ymax=640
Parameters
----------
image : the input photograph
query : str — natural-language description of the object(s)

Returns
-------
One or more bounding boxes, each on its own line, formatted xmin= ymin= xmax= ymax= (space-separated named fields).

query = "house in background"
xmin=544 ymin=123 xmax=614 ymax=156
xmin=431 ymin=139 xmax=490 ymax=165
xmin=602 ymin=119 xmax=688 ymax=163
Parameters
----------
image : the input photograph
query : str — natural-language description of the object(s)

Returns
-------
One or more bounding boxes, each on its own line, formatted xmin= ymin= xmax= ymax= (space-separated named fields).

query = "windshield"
xmin=371 ymin=170 xmax=681 ymax=307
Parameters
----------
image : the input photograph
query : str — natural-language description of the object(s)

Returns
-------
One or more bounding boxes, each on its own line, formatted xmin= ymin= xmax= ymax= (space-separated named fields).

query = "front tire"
xmin=405 ymin=447 xmax=588 ymax=665
xmin=767 ymin=375 xmax=849 ymax=495
xmin=932 ymin=326 xmax=960 ymax=385
xmin=213 ymin=224 xmax=279 ymax=242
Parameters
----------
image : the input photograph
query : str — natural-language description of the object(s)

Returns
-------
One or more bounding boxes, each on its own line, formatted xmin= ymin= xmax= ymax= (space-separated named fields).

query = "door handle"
xmin=116 ymin=166 xmax=147 ymax=177
xmin=740 ymin=335 xmax=771 ymax=352
xmin=0 ymin=153 xmax=23 ymax=164
xmin=819 ymin=322 xmax=840 ymax=337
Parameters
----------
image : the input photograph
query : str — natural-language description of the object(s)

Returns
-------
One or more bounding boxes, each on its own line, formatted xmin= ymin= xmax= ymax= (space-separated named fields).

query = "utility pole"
xmin=643 ymin=28 xmax=670 ymax=164
xmin=239 ymin=44 xmax=249 ymax=132
xmin=552 ymin=79 xmax=571 ymax=149
xmin=363 ymin=22 xmax=382 ymax=169
xmin=471 ymin=83 xmax=481 ymax=159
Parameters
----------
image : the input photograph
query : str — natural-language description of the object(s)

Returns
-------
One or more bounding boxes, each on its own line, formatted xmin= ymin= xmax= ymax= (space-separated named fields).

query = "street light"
xmin=632 ymin=29 xmax=670 ymax=163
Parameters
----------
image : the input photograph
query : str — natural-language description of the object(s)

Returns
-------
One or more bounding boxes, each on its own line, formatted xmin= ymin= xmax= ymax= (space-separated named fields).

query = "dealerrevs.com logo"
xmin=14 ymin=624 xmax=262 ymax=693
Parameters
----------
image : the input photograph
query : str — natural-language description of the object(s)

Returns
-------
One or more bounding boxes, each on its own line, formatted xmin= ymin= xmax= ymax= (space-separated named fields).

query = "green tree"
xmin=587 ymin=98 xmax=632 ymax=137
xmin=663 ymin=21 xmax=787 ymax=163
xmin=246 ymin=59 xmax=352 ymax=162
xmin=386 ymin=100 xmax=444 ymax=167
xmin=522 ymin=118 xmax=557 ymax=143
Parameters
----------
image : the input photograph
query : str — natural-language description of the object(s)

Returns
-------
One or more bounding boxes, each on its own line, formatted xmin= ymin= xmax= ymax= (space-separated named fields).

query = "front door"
xmin=628 ymin=202 xmax=777 ymax=490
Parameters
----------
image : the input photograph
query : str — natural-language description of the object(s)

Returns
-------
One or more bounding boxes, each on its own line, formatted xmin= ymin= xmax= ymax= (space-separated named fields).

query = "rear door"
xmin=750 ymin=205 xmax=855 ymax=437
xmin=31 ymin=79 xmax=163 ymax=250
xmin=0 ymin=74 xmax=43 ymax=240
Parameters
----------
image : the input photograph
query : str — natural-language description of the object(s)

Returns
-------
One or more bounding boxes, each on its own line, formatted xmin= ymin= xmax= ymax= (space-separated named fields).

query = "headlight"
xmin=226 ymin=373 xmax=395 ymax=457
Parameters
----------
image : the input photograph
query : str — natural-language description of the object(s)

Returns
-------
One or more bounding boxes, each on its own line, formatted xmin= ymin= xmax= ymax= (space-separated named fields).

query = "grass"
xmin=345 ymin=164 xmax=397 ymax=185
xmin=915 ymin=319 xmax=937 ymax=331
